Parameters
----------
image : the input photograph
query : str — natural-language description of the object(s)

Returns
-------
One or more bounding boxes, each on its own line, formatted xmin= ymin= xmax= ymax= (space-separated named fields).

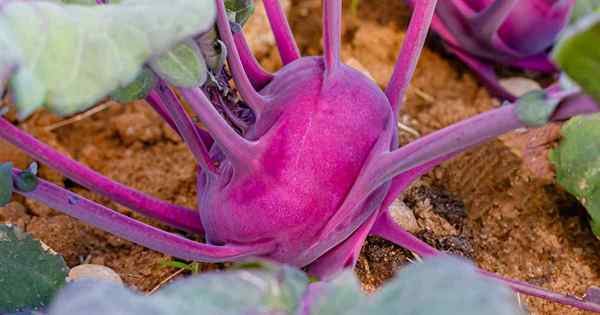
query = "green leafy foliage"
xmin=570 ymin=0 xmax=600 ymax=23
xmin=515 ymin=90 xmax=560 ymax=127
xmin=225 ymin=0 xmax=255 ymax=27
xmin=48 ymin=263 xmax=308 ymax=315
xmin=45 ymin=256 xmax=524 ymax=315
xmin=0 ymin=224 xmax=69 ymax=313
xmin=0 ymin=162 xmax=13 ymax=206
xmin=553 ymin=11 xmax=600 ymax=104
xmin=149 ymin=41 xmax=208 ymax=88
xmin=0 ymin=0 xmax=216 ymax=118
xmin=550 ymin=113 xmax=600 ymax=236
xmin=109 ymin=68 xmax=157 ymax=103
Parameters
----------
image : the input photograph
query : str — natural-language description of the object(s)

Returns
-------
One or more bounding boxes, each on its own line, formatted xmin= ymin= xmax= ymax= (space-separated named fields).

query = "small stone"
xmin=388 ymin=199 xmax=420 ymax=233
xmin=499 ymin=77 xmax=542 ymax=97
xmin=68 ymin=264 xmax=123 ymax=285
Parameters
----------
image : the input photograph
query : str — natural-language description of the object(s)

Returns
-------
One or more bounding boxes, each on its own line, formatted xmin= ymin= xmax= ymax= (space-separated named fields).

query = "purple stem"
xmin=233 ymin=32 xmax=274 ymax=89
xmin=370 ymin=213 xmax=600 ymax=312
xmin=149 ymin=81 xmax=218 ymax=174
xmin=373 ymin=96 xmax=599 ymax=188
xmin=216 ymin=0 xmax=267 ymax=115
xmin=471 ymin=0 xmax=517 ymax=43
xmin=444 ymin=45 xmax=517 ymax=102
xmin=0 ymin=117 xmax=203 ymax=233
xmin=146 ymin=91 xmax=184 ymax=138
xmin=180 ymin=87 xmax=257 ymax=166
xmin=323 ymin=0 xmax=342 ymax=75
xmin=263 ymin=0 xmax=301 ymax=65
xmin=386 ymin=0 xmax=438 ymax=114
xmin=13 ymin=168 xmax=273 ymax=262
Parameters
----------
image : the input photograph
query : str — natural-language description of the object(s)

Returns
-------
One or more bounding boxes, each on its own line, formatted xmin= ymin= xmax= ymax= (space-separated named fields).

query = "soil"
xmin=1 ymin=1 xmax=599 ymax=314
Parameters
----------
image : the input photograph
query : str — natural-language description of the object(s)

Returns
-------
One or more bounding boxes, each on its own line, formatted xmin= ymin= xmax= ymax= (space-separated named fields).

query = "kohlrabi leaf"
xmin=149 ymin=41 xmax=208 ymax=88
xmin=0 ymin=224 xmax=69 ymax=313
xmin=109 ymin=67 xmax=157 ymax=103
xmin=46 ymin=263 xmax=309 ymax=315
xmin=553 ymin=12 xmax=600 ymax=104
xmin=356 ymin=256 xmax=525 ymax=315
xmin=515 ymin=90 xmax=561 ymax=127
xmin=550 ymin=113 xmax=600 ymax=237
xmin=0 ymin=162 xmax=13 ymax=206
xmin=225 ymin=0 xmax=255 ymax=27
xmin=14 ymin=165 xmax=39 ymax=193
xmin=0 ymin=0 xmax=216 ymax=118
xmin=570 ymin=0 xmax=600 ymax=24
xmin=308 ymin=270 xmax=364 ymax=315
xmin=309 ymin=256 xmax=524 ymax=315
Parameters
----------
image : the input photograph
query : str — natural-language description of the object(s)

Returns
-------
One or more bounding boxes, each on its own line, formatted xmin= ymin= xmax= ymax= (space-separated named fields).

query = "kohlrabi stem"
xmin=146 ymin=90 xmax=184 ymax=138
xmin=376 ymin=105 xmax=520 ymax=187
xmin=323 ymin=0 xmax=342 ymax=75
xmin=370 ymin=213 xmax=600 ymax=313
xmin=0 ymin=117 xmax=203 ymax=233
xmin=233 ymin=32 xmax=274 ymax=89
xmin=216 ymin=0 xmax=268 ymax=116
xmin=443 ymin=44 xmax=517 ymax=102
xmin=374 ymin=96 xmax=599 ymax=188
xmin=263 ymin=0 xmax=301 ymax=65
xmin=13 ymin=168 xmax=273 ymax=262
xmin=180 ymin=87 xmax=258 ymax=166
xmin=386 ymin=0 xmax=438 ymax=114
xmin=471 ymin=0 xmax=517 ymax=42
xmin=150 ymin=81 xmax=218 ymax=174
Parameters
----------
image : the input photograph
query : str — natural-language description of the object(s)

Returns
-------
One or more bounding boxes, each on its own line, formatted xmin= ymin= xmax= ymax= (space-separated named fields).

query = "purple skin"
xmin=404 ymin=0 xmax=575 ymax=101
xmin=2 ymin=0 xmax=600 ymax=312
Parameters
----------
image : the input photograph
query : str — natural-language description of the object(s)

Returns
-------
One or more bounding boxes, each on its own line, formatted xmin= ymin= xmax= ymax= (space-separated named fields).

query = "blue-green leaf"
xmin=47 ymin=263 xmax=308 ymax=315
xmin=149 ymin=41 xmax=208 ymax=88
xmin=0 ymin=162 xmax=13 ymax=206
xmin=550 ymin=113 xmax=600 ymax=237
xmin=553 ymin=11 xmax=600 ymax=104
xmin=515 ymin=90 xmax=561 ymax=127
xmin=225 ymin=0 xmax=255 ymax=27
xmin=109 ymin=67 xmax=157 ymax=102
xmin=0 ymin=0 xmax=216 ymax=118
xmin=0 ymin=224 xmax=69 ymax=313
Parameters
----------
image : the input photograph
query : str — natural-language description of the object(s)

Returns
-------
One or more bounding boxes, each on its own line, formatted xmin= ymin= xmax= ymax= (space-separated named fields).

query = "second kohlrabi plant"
xmin=1 ymin=0 xmax=600 ymax=313
xmin=404 ymin=0 xmax=576 ymax=101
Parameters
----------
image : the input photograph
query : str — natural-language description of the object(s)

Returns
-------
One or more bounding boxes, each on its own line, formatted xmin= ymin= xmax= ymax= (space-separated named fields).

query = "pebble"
xmin=388 ymin=199 xmax=420 ymax=233
xmin=68 ymin=264 xmax=123 ymax=285
xmin=499 ymin=77 xmax=542 ymax=98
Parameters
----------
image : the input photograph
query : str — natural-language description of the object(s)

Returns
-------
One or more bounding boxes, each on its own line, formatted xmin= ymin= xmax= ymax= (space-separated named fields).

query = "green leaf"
xmin=308 ymin=271 xmax=364 ymax=315
xmin=46 ymin=257 xmax=524 ymax=315
xmin=14 ymin=170 xmax=38 ymax=193
xmin=355 ymin=256 xmax=525 ymax=315
xmin=550 ymin=113 xmax=600 ymax=236
xmin=515 ymin=90 xmax=561 ymax=127
xmin=47 ymin=263 xmax=309 ymax=315
xmin=570 ymin=0 xmax=600 ymax=24
xmin=0 ymin=0 xmax=216 ymax=118
xmin=110 ymin=67 xmax=157 ymax=103
xmin=149 ymin=41 xmax=208 ymax=88
xmin=225 ymin=0 xmax=255 ymax=27
xmin=553 ymin=12 xmax=600 ymax=104
xmin=0 ymin=224 xmax=69 ymax=313
xmin=0 ymin=162 xmax=13 ymax=206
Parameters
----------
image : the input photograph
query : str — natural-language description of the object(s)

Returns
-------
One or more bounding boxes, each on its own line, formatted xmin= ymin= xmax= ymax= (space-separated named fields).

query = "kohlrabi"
xmin=405 ymin=0 xmax=575 ymax=101
xmin=1 ymin=0 xmax=600 ymax=313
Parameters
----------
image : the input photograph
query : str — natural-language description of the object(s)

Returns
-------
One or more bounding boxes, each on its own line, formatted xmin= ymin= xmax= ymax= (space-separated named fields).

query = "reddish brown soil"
xmin=1 ymin=1 xmax=599 ymax=314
